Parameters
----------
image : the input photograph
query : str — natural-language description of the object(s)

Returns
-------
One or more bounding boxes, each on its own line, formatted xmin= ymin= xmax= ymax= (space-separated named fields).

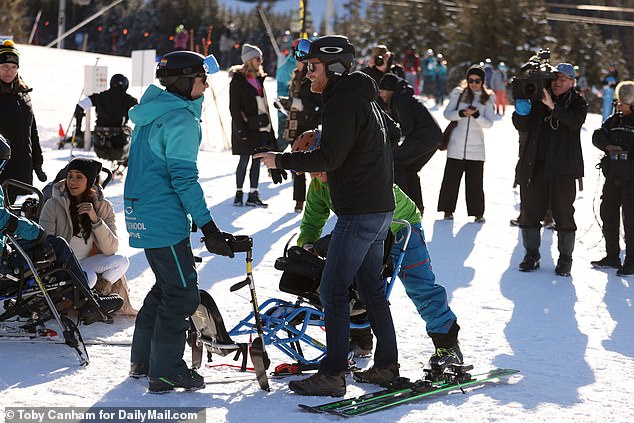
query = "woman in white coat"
xmin=39 ymin=158 xmax=136 ymax=315
xmin=437 ymin=65 xmax=496 ymax=222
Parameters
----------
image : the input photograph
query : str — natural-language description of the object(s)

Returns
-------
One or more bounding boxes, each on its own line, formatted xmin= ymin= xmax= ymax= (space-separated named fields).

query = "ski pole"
xmin=208 ymin=77 xmax=231 ymax=150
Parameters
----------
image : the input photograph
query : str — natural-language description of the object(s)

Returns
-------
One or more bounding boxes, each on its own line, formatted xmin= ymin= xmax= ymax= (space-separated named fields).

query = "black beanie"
xmin=379 ymin=73 xmax=399 ymax=91
xmin=67 ymin=158 xmax=102 ymax=188
xmin=0 ymin=40 xmax=19 ymax=67
xmin=466 ymin=64 xmax=485 ymax=81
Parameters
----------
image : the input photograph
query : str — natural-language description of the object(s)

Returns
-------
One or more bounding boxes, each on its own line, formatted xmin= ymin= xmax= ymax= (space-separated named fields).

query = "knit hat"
xmin=67 ymin=158 xmax=102 ymax=188
xmin=379 ymin=73 xmax=399 ymax=91
xmin=466 ymin=64 xmax=485 ymax=81
xmin=0 ymin=40 xmax=19 ymax=67
xmin=241 ymin=43 xmax=262 ymax=64
xmin=616 ymin=80 xmax=634 ymax=105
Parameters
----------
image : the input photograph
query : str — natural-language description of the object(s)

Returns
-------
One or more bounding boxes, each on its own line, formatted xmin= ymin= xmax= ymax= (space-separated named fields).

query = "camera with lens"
xmin=511 ymin=49 xmax=557 ymax=100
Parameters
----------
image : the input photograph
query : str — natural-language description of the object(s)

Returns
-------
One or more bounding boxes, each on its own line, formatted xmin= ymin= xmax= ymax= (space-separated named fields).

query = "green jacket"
xmin=297 ymin=178 xmax=421 ymax=247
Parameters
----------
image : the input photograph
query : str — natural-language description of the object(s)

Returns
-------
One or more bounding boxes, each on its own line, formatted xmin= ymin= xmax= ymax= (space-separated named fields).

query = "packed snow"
xmin=0 ymin=44 xmax=632 ymax=423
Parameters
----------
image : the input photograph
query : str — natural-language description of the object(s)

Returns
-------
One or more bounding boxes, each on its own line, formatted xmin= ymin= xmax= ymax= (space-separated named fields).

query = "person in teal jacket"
xmin=124 ymin=51 xmax=236 ymax=394
xmin=293 ymin=131 xmax=463 ymax=375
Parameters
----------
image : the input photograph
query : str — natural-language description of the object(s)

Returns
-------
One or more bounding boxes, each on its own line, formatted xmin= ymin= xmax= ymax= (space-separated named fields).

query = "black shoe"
xmin=129 ymin=362 xmax=149 ymax=379
xmin=443 ymin=212 xmax=453 ymax=220
xmin=288 ymin=372 xmax=346 ymax=397
xmin=349 ymin=327 xmax=373 ymax=358
xmin=353 ymin=363 xmax=400 ymax=387
xmin=617 ymin=262 xmax=634 ymax=276
xmin=474 ymin=216 xmax=486 ymax=223
xmin=555 ymin=258 xmax=572 ymax=276
xmin=148 ymin=369 xmax=205 ymax=394
xmin=519 ymin=255 xmax=540 ymax=272
xmin=510 ymin=218 xmax=520 ymax=227
xmin=245 ymin=191 xmax=268 ymax=208
xmin=96 ymin=293 xmax=124 ymax=315
xmin=80 ymin=294 xmax=122 ymax=325
xmin=591 ymin=256 xmax=621 ymax=269
xmin=233 ymin=190 xmax=243 ymax=207
xmin=429 ymin=345 xmax=463 ymax=372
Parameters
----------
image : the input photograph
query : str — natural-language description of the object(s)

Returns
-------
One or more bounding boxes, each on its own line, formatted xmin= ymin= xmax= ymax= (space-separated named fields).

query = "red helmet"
xmin=292 ymin=129 xmax=321 ymax=152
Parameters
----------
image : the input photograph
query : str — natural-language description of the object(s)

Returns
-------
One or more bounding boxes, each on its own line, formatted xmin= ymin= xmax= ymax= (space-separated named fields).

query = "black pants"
xmin=394 ymin=148 xmax=436 ymax=213
xmin=519 ymin=162 xmax=577 ymax=231
xmin=437 ymin=158 xmax=484 ymax=217
xmin=600 ymin=178 xmax=634 ymax=263
xmin=292 ymin=172 xmax=306 ymax=202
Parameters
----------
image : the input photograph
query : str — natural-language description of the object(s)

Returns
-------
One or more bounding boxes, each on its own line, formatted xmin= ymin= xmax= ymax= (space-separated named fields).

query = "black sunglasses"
xmin=467 ymin=78 xmax=482 ymax=84
xmin=307 ymin=62 xmax=323 ymax=73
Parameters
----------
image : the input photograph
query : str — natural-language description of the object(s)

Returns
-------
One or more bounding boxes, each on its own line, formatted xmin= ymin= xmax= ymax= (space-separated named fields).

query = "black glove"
xmin=201 ymin=221 xmax=235 ymax=258
xmin=270 ymin=168 xmax=288 ymax=184
xmin=35 ymin=168 xmax=47 ymax=182
xmin=74 ymin=104 xmax=85 ymax=119
xmin=31 ymin=231 xmax=55 ymax=263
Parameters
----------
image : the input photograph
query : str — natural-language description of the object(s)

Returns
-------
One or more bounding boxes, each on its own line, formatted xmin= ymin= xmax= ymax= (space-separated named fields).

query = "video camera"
xmin=511 ymin=48 xmax=557 ymax=100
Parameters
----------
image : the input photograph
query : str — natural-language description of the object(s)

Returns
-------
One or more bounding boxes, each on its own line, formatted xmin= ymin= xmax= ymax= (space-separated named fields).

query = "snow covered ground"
xmin=1 ymin=44 xmax=633 ymax=422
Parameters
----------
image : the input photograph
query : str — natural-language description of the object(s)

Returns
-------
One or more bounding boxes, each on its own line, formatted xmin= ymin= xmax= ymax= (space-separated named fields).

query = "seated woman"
xmin=39 ymin=158 xmax=136 ymax=315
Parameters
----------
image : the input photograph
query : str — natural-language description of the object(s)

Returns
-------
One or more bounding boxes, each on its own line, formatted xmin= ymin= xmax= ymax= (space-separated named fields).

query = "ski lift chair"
xmin=188 ymin=220 xmax=411 ymax=383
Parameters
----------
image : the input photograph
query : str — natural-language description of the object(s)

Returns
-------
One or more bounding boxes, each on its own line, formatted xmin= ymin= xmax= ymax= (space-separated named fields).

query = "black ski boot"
xmin=428 ymin=321 xmax=463 ymax=374
xmin=148 ymin=369 xmax=205 ymax=394
xmin=245 ymin=191 xmax=268 ymax=208
xmin=80 ymin=294 xmax=123 ymax=325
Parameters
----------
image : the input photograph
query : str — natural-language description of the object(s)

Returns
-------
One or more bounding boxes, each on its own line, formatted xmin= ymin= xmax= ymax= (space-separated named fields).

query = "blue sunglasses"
xmin=0 ymin=160 xmax=7 ymax=173
xmin=294 ymin=38 xmax=312 ymax=61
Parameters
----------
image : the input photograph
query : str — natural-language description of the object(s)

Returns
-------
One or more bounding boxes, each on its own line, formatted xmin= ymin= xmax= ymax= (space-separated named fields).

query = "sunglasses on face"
xmin=295 ymin=38 xmax=312 ymax=61
xmin=307 ymin=61 xmax=322 ymax=73
xmin=468 ymin=78 xmax=482 ymax=84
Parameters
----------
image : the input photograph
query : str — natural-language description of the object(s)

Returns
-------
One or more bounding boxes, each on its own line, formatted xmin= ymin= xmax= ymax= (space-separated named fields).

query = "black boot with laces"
xmin=245 ymin=191 xmax=268 ymax=208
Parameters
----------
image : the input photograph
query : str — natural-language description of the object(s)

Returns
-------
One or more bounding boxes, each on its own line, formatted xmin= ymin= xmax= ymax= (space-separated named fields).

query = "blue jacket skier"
xmin=124 ymin=51 xmax=235 ymax=393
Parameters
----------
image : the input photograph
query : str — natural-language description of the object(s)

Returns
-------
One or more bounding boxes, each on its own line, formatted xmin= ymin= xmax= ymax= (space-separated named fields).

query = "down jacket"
xmin=39 ymin=181 xmax=119 ymax=255
xmin=443 ymin=87 xmax=496 ymax=161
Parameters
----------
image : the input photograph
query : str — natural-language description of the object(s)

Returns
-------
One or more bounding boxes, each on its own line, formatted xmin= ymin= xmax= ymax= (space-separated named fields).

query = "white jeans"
xmin=80 ymin=254 xmax=130 ymax=289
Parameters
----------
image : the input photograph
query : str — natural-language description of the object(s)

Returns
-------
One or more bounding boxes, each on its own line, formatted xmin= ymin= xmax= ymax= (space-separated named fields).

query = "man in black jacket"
xmin=379 ymin=73 xmax=441 ymax=213
xmin=255 ymin=35 xmax=401 ymax=397
xmin=591 ymin=80 xmax=634 ymax=276
xmin=512 ymin=63 xmax=588 ymax=276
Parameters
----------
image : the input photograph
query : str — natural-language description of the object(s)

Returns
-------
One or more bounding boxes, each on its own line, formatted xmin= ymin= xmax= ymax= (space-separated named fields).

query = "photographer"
xmin=512 ymin=63 xmax=588 ymax=276
xmin=360 ymin=44 xmax=392 ymax=87
xmin=591 ymin=81 xmax=634 ymax=276
xmin=379 ymin=73 xmax=441 ymax=214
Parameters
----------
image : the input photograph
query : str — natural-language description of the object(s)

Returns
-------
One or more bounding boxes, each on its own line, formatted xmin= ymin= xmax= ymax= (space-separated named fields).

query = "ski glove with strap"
xmin=34 ymin=168 xmax=47 ymax=182
xmin=201 ymin=221 xmax=235 ymax=258
xmin=253 ymin=146 xmax=287 ymax=184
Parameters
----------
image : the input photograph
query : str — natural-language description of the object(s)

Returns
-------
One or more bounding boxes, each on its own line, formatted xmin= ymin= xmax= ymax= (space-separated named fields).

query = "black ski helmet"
xmin=301 ymin=35 xmax=355 ymax=78
xmin=156 ymin=50 xmax=219 ymax=100
xmin=0 ymin=133 xmax=11 ymax=174
xmin=110 ymin=74 xmax=129 ymax=91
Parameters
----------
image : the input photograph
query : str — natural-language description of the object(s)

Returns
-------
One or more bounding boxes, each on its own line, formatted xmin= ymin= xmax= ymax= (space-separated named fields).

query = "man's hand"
xmin=542 ymin=88 xmax=555 ymax=110
xmin=253 ymin=152 xmax=279 ymax=169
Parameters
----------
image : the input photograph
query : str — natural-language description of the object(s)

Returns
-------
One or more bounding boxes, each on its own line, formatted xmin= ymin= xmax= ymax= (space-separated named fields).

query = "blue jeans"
xmin=318 ymin=212 xmax=397 ymax=375
xmin=391 ymin=224 xmax=456 ymax=334
xmin=46 ymin=235 xmax=91 ymax=290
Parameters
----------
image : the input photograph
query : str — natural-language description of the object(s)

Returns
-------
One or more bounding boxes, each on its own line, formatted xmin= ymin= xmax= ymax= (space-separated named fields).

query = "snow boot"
xmin=617 ymin=260 xmax=634 ymax=276
xmin=555 ymin=231 xmax=575 ymax=276
xmin=288 ymin=372 xmax=346 ymax=397
xmin=519 ymin=228 xmax=541 ymax=272
xmin=245 ymin=191 xmax=267 ymax=208
xmin=233 ymin=190 xmax=243 ymax=207
xmin=80 ymin=294 xmax=123 ymax=325
xmin=428 ymin=321 xmax=463 ymax=372
xmin=129 ymin=362 xmax=149 ymax=379
xmin=349 ymin=327 xmax=373 ymax=358
xmin=590 ymin=256 xmax=621 ymax=269
xmin=148 ymin=369 xmax=205 ymax=394
xmin=352 ymin=363 xmax=400 ymax=387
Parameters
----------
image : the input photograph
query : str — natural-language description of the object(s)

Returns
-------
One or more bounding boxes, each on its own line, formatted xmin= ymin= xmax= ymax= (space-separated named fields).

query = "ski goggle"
xmin=203 ymin=54 xmax=220 ymax=74
xmin=294 ymin=38 xmax=312 ymax=61
xmin=0 ymin=159 xmax=7 ymax=173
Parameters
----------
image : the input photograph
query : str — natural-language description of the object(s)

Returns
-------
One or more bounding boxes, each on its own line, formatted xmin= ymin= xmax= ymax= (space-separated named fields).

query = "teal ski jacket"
xmin=124 ymin=85 xmax=213 ymax=249
xmin=0 ymin=188 xmax=42 ymax=251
